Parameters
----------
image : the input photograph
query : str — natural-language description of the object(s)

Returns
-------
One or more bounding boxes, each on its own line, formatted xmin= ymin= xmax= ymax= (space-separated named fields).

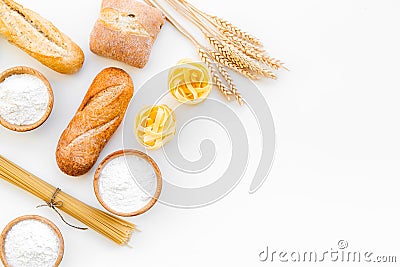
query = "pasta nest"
xmin=168 ymin=59 xmax=212 ymax=104
xmin=135 ymin=104 xmax=176 ymax=150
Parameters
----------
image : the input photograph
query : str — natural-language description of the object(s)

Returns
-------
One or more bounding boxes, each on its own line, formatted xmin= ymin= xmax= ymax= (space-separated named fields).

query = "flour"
xmin=98 ymin=155 xmax=157 ymax=214
xmin=4 ymin=219 xmax=60 ymax=267
xmin=0 ymin=74 xmax=49 ymax=126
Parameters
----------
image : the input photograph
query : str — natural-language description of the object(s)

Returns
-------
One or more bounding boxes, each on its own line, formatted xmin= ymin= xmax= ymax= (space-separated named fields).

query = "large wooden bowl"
xmin=0 ymin=66 xmax=54 ymax=132
xmin=94 ymin=150 xmax=163 ymax=217
xmin=0 ymin=215 xmax=64 ymax=267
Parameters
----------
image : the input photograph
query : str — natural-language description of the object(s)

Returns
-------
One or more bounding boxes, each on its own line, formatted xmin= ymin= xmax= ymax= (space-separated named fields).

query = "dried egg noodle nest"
xmin=135 ymin=105 xmax=176 ymax=150
xmin=168 ymin=59 xmax=212 ymax=104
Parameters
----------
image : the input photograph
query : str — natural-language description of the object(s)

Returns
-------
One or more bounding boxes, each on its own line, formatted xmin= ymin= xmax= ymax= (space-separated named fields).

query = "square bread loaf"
xmin=90 ymin=0 xmax=165 ymax=68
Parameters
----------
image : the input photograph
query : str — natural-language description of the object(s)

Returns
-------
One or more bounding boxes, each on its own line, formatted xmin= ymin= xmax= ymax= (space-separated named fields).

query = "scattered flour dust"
xmin=98 ymin=155 xmax=157 ymax=214
xmin=0 ymin=74 xmax=49 ymax=126
xmin=4 ymin=219 xmax=60 ymax=267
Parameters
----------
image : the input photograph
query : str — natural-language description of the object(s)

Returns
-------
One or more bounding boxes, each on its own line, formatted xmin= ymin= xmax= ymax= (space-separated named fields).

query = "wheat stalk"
xmin=171 ymin=0 xmax=282 ymax=76
xmin=178 ymin=0 xmax=286 ymax=75
xmin=216 ymin=63 xmax=243 ymax=105
xmin=220 ymin=29 xmax=265 ymax=54
xmin=220 ymin=35 xmax=286 ymax=71
xmin=197 ymin=48 xmax=233 ymax=100
xmin=171 ymin=0 xmax=283 ymax=77
xmin=209 ymin=51 xmax=263 ymax=80
xmin=227 ymin=45 xmax=267 ymax=75
xmin=220 ymin=31 xmax=287 ymax=72
xmin=182 ymin=0 xmax=287 ymax=72
xmin=208 ymin=15 xmax=263 ymax=47
xmin=221 ymin=31 xmax=266 ymax=56
xmin=220 ymin=35 xmax=265 ymax=64
xmin=207 ymin=35 xmax=274 ymax=78
xmin=183 ymin=0 xmax=265 ymax=52
xmin=146 ymin=0 xmax=286 ymax=106
xmin=263 ymin=56 xmax=288 ymax=70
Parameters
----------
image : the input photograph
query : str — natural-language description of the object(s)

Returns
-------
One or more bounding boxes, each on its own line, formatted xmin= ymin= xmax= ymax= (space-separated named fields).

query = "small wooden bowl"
xmin=94 ymin=150 xmax=162 ymax=217
xmin=0 ymin=215 xmax=64 ymax=267
xmin=0 ymin=66 xmax=54 ymax=132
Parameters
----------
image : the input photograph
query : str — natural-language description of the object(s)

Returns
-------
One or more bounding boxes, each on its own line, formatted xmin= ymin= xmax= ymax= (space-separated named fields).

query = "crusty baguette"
xmin=90 ymin=0 xmax=165 ymax=69
xmin=56 ymin=68 xmax=134 ymax=176
xmin=0 ymin=0 xmax=84 ymax=74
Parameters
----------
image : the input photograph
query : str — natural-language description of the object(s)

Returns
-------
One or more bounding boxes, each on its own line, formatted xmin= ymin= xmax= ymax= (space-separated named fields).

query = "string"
xmin=36 ymin=188 xmax=88 ymax=230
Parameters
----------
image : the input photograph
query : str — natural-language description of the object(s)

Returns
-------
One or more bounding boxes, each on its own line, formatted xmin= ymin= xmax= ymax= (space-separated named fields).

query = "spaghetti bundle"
xmin=0 ymin=155 xmax=135 ymax=245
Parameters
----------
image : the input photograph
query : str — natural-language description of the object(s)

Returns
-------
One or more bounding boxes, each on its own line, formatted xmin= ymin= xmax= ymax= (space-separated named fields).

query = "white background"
xmin=1 ymin=0 xmax=400 ymax=266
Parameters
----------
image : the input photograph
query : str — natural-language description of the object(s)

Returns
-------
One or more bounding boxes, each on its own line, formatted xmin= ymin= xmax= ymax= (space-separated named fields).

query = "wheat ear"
xmin=263 ymin=56 xmax=288 ymax=70
xmin=227 ymin=45 xmax=269 ymax=76
xmin=207 ymin=36 xmax=271 ymax=77
xmin=221 ymin=35 xmax=286 ymax=71
xmin=216 ymin=63 xmax=243 ymax=105
xmin=209 ymin=51 xmax=262 ymax=80
xmin=211 ymin=50 xmax=276 ymax=80
xmin=172 ymin=0 xmax=284 ymax=78
xmin=219 ymin=29 xmax=265 ymax=54
xmin=210 ymin=15 xmax=263 ymax=47
xmin=197 ymin=48 xmax=233 ymax=100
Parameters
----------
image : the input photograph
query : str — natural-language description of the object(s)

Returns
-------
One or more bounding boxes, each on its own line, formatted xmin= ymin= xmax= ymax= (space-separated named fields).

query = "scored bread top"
xmin=0 ymin=0 xmax=65 ymax=56
xmin=56 ymin=68 xmax=134 ymax=176
xmin=101 ymin=0 xmax=165 ymax=42
xmin=89 ymin=0 xmax=165 ymax=69
xmin=0 ymin=0 xmax=84 ymax=74
xmin=99 ymin=8 xmax=149 ymax=36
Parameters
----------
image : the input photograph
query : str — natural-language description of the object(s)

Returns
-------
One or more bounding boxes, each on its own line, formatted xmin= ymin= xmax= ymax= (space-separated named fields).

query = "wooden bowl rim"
xmin=0 ymin=66 xmax=54 ymax=132
xmin=94 ymin=149 xmax=163 ymax=217
xmin=0 ymin=215 xmax=64 ymax=267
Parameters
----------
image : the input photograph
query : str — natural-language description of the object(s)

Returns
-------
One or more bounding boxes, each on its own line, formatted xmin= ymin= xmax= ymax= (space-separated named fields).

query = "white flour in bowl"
xmin=98 ymin=154 xmax=157 ymax=214
xmin=0 ymin=74 xmax=49 ymax=126
xmin=4 ymin=219 xmax=60 ymax=267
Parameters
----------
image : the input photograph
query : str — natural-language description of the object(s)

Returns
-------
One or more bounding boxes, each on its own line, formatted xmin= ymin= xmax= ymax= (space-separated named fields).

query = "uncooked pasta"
xmin=135 ymin=105 xmax=176 ymax=150
xmin=168 ymin=58 xmax=211 ymax=104
xmin=0 ymin=155 xmax=135 ymax=245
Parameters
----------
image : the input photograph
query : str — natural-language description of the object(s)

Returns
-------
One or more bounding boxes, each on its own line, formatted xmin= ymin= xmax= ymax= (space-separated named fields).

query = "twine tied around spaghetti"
xmin=36 ymin=188 xmax=88 ymax=230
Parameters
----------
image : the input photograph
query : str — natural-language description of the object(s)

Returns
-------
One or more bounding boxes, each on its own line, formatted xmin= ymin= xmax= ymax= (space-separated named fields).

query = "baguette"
xmin=0 ymin=0 xmax=84 ymax=74
xmin=56 ymin=68 xmax=134 ymax=176
xmin=90 ymin=0 xmax=165 ymax=68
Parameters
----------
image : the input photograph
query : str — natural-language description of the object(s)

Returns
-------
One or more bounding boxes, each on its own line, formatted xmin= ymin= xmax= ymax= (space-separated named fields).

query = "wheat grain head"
xmin=197 ymin=48 xmax=233 ymax=100
xmin=210 ymin=15 xmax=263 ymax=47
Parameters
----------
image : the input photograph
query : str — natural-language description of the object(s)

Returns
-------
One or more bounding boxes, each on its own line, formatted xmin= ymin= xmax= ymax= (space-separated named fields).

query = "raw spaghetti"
xmin=0 ymin=155 xmax=135 ymax=245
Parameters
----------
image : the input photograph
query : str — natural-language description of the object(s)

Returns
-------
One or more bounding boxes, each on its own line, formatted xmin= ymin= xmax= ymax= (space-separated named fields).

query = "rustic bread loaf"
xmin=0 ymin=0 xmax=84 ymax=74
xmin=90 ymin=0 xmax=165 ymax=69
xmin=56 ymin=68 xmax=134 ymax=176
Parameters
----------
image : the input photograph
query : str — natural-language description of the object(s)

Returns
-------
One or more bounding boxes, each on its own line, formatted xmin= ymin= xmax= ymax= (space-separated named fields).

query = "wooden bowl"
xmin=94 ymin=150 xmax=162 ymax=217
xmin=0 ymin=66 xmax=54 ymax=132
xmin=0 ymin=215 xmax=64 ymax=267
